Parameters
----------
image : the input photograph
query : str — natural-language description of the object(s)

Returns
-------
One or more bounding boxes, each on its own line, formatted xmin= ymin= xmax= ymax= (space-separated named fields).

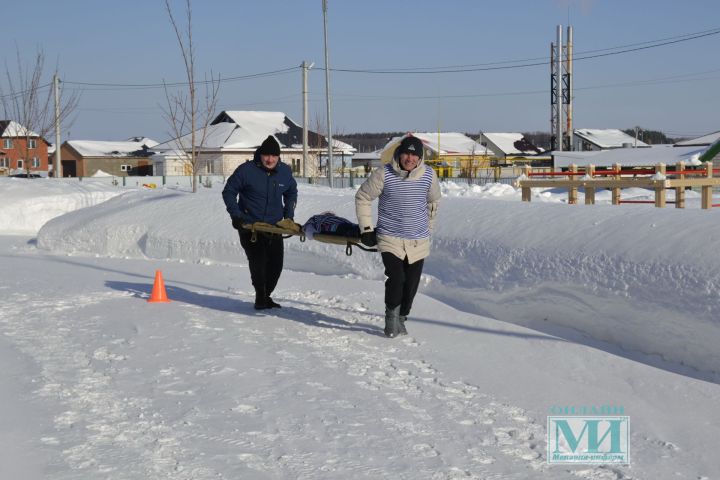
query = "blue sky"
xmin=2 ymin=0 xmax=718 ymax=141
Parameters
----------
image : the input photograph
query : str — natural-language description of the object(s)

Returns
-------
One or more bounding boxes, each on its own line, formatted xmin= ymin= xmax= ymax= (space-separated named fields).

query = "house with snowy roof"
xmin=553 ymin=144 xmax=712 ymax=170
xmin=379 ymin=132 xmax=493 ymax=177
xmin=0 ymin=120 xmax=50 ymax=176
xmin=552 ymin=128 xmax=720 ymax=168
xmin=573 ymin=128 xmax=649 ymax=151
xmin=674 ymin=131 xmax=720 ymax=163
xmin=151 ymin=111 xmax=355 ymax=177
xmin=60 ymin=137 xmax=159 ymax=177
xmin=477 ymin=132 xmax=544 ymax=164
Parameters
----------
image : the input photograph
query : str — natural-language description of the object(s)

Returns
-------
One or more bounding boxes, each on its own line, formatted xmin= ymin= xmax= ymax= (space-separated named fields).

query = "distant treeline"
xmin=620 ymin=128 xmax=680 ymax=145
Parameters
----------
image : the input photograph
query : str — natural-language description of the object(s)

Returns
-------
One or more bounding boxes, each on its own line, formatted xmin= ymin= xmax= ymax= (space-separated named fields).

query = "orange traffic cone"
xmin=147 ymin=270 xmax=171 ymax=303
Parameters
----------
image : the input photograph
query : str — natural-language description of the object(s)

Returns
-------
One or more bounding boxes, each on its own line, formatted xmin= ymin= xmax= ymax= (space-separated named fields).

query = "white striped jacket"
xmin=355 ymin=159 xmax=441 ymax=263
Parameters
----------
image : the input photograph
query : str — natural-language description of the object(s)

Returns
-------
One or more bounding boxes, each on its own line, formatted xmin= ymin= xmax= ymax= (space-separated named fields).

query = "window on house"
xmin=17 ymin=159 xmax=24 ymax=170
xmin=3 ymin=139 xmax=12 ymax=149
xmin=0 ymin=158 xmax=8 ymax=168
xmin=120 ymin=164 xmax=128 ymax=172
xmin=28 ymin=139 xmax=37 ymax=149
xmin=32 ymin=157 xmax=40 ymax=168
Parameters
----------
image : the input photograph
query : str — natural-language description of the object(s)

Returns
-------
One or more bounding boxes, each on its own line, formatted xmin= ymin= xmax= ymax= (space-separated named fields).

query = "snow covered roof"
xmin=674 ymin=130 xmax=720 ymax=146
xmin=378 ymin=133 xmax=487 ymax=165
xmin=126 ymin=136 xmax=159 ymax=147
xmin=553 ymin=144 xmax=709 ymax=169
xmin=66 ymin=138 xmax=158 ymax=157
xmin=574 ymin=128 xmax=649 ymax=149
xmin=352 ymin=150 xmax=382 ymax=161
xmin=153 ymin=111 xmax=356 ymax=154
xmin=0 ymin=120 xmax=39 ymax=138
xmin=480 ymin=132 xmax=542 ymax=156
xmin=381 ymin=132 xmax=483 ymax=157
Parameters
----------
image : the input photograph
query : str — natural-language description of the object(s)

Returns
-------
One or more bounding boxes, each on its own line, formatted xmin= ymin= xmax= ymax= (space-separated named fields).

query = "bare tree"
xmin=162 ymin=0 xmax=220 ymax=193
xmin=1 ymin=47 xmax=79 ymax=177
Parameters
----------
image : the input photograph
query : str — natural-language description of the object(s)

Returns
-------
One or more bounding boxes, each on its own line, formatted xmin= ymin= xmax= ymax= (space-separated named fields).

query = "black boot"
xmin=254 ymin=290 xmax=270 ymax=310
xmin=266 ymin=296 xmax=282 ymax=308
xmin=384 ymin=306 xmax=401 ymax=338
xmin=398 ymin=315 xmax=408 ymax=335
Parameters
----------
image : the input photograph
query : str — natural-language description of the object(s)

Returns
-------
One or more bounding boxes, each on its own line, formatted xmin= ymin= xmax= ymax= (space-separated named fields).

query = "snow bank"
xmin=33 ymin=182 xmax=720 ymax=374
xmin=0 ymin=178 xmax=126 ymax=235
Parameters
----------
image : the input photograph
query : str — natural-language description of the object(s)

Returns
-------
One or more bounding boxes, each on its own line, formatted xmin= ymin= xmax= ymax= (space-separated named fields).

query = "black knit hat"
xmin=258 ymin=135 xmax=281 ymax=156
xmin=395 ymin=136 xmax=423 ymax=160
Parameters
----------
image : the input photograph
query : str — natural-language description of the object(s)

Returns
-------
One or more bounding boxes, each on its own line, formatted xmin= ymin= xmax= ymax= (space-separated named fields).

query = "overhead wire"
xmin=324 ymin=68 xmax=720 ymax=101
xmin=326 ymin=27 xmax=720 ymax=74
xmin=62 ymin=66 xmax=300 ymax=91
xmin=55 ymin=26 xmax=720 ymax=88
xmin=31 ymin=25 xmax=718 ymax=133
xmin=0 ymin=82 xmax=53 ymax=99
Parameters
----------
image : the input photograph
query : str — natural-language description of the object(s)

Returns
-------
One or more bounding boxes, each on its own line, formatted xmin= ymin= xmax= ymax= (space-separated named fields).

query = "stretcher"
xmin=242 ymin=222 xmax=377 ymax=256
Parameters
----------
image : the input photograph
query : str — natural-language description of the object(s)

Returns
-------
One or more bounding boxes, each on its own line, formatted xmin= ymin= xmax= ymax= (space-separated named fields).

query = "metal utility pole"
xmin=53 ymin=74 xmax=62 ymax=178
xmin=550 ymin=41 xmax=557 ymax=151
xmin=301 ymin=61 xmax=313 ymax=178
xmin=563 ymin=26 xmax=573 ymax=151
xmin=322 ymin=0 xmax=334 ymax=188
xmin=555 ymin=25 xmax=563 ymax=151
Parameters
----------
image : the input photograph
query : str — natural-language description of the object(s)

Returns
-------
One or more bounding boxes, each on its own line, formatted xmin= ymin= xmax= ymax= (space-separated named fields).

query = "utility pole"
xmin=322 ymin=0 xmax=334 ymax=188
xmin=53 ymin=74 xmax=62 ymax=178
xmin=555 ymin=25 xmax=563 ymax=151
xmin=301 ymin=61 xmax=313 ymax=178
xmin=563 ymin=25 xmax=573 ymax=151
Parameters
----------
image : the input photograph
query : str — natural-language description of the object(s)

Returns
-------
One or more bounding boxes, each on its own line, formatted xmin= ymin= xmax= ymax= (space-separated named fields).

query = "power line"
xmin=43 ymin=26 xmax=720 ymax=92
xmin=325 ymin=68 xmax=720 ymax=101
xmin=0 ymin=82 xmax=53 ymax=100
xmin=62 ymin=66 xmax=300 ymax=90
xmin=326 ymin=27 xmax=720 ymax=74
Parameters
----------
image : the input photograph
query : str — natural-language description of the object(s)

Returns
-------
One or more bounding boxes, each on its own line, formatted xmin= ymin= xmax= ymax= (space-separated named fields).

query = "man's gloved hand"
xmin=276 ymin=218 xmax=301 ymax=234
xmin=231 ymin=216 xmax=245 ymax=230
xmin=360 ymin=230 xmax=377 ymax=247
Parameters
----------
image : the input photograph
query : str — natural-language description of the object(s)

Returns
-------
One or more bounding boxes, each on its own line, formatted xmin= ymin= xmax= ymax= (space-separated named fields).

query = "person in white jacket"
xmin=355 ymin=135 xmax=441 ymax=337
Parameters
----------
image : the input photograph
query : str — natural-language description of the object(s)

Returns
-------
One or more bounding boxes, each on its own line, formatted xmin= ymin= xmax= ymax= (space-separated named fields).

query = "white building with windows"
xmin=151 ymin=111 xmax=355 ymax=177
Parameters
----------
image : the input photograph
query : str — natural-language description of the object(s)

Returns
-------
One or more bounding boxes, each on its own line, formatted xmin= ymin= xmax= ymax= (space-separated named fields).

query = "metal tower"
xmin=563 ymin=26 xmax=573 ymax=151
xmin=550 ymin=25 xmax=573 ymax=151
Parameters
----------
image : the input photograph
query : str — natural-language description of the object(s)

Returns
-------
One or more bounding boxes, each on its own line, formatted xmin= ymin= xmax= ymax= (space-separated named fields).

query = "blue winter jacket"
xmin=222 ymin=151 xmax=298 ymax=224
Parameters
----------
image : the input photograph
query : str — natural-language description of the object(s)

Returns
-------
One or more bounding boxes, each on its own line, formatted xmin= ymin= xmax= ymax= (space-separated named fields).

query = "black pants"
xmin=239 ymin=230 xmax=284 ymax=297
xmin=381 ymin=252 xmax=424 ymax=316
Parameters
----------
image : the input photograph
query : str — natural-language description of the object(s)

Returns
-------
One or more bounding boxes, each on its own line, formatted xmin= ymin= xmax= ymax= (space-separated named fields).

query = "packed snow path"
xmin=2 ymin=237 xmax=718 ymax=479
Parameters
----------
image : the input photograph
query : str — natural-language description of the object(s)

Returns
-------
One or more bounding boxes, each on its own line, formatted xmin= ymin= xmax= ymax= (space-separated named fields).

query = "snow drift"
xmin=35 ymin=183 xmax=720 ymax=374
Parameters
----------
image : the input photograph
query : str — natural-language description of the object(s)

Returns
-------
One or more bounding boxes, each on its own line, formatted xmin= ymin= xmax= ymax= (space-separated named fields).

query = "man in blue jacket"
xmin=222 ymin=135 xmax=298 ymax=310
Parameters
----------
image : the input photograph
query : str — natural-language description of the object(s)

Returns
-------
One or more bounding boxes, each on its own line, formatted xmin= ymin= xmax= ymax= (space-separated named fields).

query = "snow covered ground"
xmin=1 ymin=177 xmax=719 ymax=479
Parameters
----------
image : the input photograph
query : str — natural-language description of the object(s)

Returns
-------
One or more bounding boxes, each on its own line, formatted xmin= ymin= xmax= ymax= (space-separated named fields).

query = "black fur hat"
xmin=395 ymin=136 xmax=423 ymax=159
xmin=258 ymin=135 xmax=281 ymax=156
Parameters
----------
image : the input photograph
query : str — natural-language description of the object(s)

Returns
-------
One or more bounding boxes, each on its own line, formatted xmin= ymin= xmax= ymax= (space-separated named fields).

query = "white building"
xmin=152 ymin=111 xmax=355 ymax=177
xmin=572 ymin=128 xmax=649 ymax=151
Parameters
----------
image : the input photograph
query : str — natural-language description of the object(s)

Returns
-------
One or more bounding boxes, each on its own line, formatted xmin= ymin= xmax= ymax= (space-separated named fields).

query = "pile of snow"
xmin=0 ymin=178 xmax=126 ymax=235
